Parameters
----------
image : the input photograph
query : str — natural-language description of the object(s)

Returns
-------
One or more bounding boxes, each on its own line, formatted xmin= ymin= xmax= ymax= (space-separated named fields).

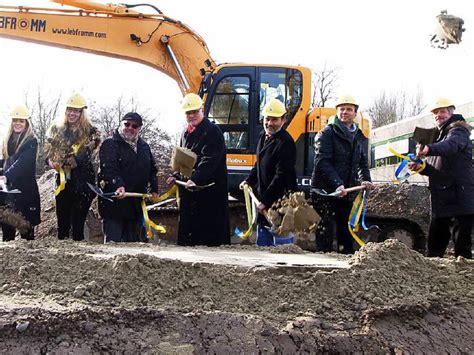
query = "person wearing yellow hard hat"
xmin=0 ymin=105 xmax=40 ymax=241
xmin=311 ymin=94 xmax=373 ymax=254
xmin=166 ymin=92 xmax=230 ymax=246
xmin=408 ymin=97 xmax=473 ymax=259
xmin=239 ymin=98 xmax=297 ymax=246
xmin=44 ymin=93 xmax=101 ymax=241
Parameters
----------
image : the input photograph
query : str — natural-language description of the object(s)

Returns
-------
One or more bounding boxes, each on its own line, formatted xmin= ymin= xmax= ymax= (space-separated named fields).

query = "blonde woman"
xmin=0 ymin=105 xmax=40 ymax=241
xmin=45 ymin=94 xmax=101 ymax=241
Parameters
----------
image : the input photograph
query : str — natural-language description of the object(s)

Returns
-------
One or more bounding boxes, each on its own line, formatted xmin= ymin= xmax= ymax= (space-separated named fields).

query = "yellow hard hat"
xmin=181 ymin=93 xmax=203 ymax=112
xmin=66 ymin=93 xmax=88 ymax=109
xmin=430 ymin=97 xmax=455 ymax=112
xmin=262 ymin=98 xmax=286 ymax=118
xmin=10 ymin=104 xmax=30 ymax=120
xmin=336 ymin=94 xmax=358 ymax=108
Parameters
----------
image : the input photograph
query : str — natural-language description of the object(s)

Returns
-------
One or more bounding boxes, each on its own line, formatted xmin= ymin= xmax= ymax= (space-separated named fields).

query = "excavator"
xmin=0 ymin=0 xmax=370 ymax=197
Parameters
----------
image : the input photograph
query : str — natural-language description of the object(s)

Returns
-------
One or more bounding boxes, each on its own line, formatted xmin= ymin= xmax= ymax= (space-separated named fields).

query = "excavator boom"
xmin=0 ymin=1 xmax=215 ymax=94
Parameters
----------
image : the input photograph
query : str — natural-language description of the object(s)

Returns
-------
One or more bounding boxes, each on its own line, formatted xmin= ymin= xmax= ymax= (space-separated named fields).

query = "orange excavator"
xmin=0 ymin=0 xmax=370 ymax=195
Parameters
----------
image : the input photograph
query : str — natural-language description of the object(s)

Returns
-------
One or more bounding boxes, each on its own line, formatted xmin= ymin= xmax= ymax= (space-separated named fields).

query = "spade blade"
xmin=413 ymin=126 xmax=439 ymax=146
xmin=87 ymin=182 xmax=115 ymax=202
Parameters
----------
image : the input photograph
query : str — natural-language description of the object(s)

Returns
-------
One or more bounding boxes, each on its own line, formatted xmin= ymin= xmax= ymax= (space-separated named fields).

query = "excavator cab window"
xmin=258 ymin=68 xmax=303 ymax=125
xmin=207 ymin=74 xmax=252 ymax=152
xmin=209 ymin=76 xmax=250 ymax=125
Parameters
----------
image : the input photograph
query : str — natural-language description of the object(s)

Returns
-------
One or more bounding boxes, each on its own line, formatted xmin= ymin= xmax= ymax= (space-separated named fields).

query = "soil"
xmin=366 ymin=183 xmax=431 ymax=231
xmin=0 ymin=239 xmax=472 ymax=353
xmin=3 ymin=175 xmax=471 ymax=352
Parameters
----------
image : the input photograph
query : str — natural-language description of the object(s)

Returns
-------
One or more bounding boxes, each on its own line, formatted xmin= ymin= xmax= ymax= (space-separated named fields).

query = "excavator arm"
xmin=0 ymin=0 xmax=216 ymax=94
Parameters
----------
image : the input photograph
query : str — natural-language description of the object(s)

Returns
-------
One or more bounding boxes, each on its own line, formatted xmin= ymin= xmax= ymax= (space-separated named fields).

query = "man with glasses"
xmin=98 ymin=112 xmax=159 ymax=242
xmin=167 ymin=93 xmax=230 ymax=246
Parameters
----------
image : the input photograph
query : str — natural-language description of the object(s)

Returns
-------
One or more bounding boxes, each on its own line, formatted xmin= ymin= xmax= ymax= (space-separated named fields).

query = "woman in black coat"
xmin=45 ymin=94 xmax=101 ymax=241
xmin=0 ymin=105 xmax=40 ymax=241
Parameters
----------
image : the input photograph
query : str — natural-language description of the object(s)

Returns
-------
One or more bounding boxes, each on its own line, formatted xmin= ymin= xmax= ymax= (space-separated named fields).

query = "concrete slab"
xmin=88 ymin=245 xmax=349 ymax=269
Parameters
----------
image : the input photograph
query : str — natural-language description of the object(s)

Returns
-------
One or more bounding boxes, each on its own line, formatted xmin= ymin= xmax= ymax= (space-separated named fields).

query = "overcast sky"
xmin=0 ymin=0 xmax=472 ymax=136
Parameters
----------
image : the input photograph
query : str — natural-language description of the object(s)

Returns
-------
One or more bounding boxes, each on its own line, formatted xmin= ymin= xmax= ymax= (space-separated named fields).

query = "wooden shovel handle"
xmin=123 ymin=192 xmax=152 ymax=198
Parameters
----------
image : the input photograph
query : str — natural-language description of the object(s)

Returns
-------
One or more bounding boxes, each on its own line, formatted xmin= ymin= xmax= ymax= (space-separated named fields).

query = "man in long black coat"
xmin=409 ymin=98 xmax=474 ymax=259
xmin=98 ymin=112 xmax=159 ymax=242
xmin=311 ymin=95 xmax=373 ymax=254
xmin=168 ymin=93 xmax=230 ymax=246
xmin=241 ymin=98 xmax=297 ymax=246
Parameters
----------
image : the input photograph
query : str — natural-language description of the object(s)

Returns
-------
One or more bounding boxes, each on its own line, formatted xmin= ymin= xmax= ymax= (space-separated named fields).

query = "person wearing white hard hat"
xmin=311 ymin=95 xmax=373 ymax=254
xmin=167 ymin=93 xmax=230 ymax=246
xmin=45 ymin=93 xmax=101 ymax=241
xmin=409 ymin=97 xmax=473 ymax=259
xmin=239 ymin=98 xmax=297 ymax=246
xmin=0 ymin=105 xmax=40 ymax=241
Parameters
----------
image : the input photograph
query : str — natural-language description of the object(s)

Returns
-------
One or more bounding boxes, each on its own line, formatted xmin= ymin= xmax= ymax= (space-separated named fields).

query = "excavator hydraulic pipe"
xmin=162 ymin=36 xmax=191 ymax=91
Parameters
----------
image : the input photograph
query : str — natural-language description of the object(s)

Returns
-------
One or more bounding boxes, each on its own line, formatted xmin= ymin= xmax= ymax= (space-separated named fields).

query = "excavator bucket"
xmin=430 ymin=10 xmax=466 ymax=49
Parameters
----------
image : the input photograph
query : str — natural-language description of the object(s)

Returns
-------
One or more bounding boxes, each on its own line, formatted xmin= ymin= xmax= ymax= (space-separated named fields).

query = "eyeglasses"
xmin=123 ymin=122 xmax=140 ymax=129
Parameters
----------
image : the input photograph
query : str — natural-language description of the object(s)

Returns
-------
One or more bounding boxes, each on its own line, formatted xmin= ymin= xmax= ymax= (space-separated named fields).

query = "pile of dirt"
xmin=266 ymin=191 xmax=320 ymax=235
xmin=0 ymin=206 xmax=30 ymax=233
xmin=366 ymin=183 xmax=430 ymax=227
xmin=0 ymin=239 xmax=472 ymax=352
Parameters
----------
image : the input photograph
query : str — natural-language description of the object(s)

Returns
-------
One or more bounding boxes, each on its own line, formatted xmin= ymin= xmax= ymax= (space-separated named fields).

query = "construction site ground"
xmin=1 ymin=175 xmax=473 ymax=352
xmin=1 ymin=238 xmax=473 ymax=353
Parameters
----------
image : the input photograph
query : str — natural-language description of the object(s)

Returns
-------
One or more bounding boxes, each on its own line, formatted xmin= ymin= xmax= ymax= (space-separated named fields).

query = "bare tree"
xmin=312 ymin=65 xmax=339 ymax=107
xmin=90 ymin=96 xmax=173 ymax=193
xmin=24 ymin=88 xmax=62 ymax=174
xmin=367 ymin=88 xmax=426 ymax=128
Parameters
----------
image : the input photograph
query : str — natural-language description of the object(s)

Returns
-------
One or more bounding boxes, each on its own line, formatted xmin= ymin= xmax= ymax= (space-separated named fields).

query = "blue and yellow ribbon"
xmin=234 ymin=184 xmax=257 ymax=240
xmin=388 ymin=147 xmax=426 ymax=183
xmin=348 ymin=191 xmax=378 ymax=247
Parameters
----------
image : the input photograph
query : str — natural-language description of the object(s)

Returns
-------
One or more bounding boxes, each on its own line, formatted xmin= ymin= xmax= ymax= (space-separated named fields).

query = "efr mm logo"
xmin=0 ymin=16 xmax=46 ymax=32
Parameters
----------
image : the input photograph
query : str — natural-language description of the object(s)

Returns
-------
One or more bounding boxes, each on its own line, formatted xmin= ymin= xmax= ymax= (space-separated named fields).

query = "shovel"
xmin=0 ymin=188 xmax=22 ymax=194
xmin=413 ymin=126 xmax=439 ymax=146
xmin=312 ymin=185 xmax=367 ymax=197
xmin=87 ymin=182 xmax=152 ymax=202
xmin=0 ymin=182 xmax=21 ymax=194
xmin=174 ymin=180 xmax=215 ymax=191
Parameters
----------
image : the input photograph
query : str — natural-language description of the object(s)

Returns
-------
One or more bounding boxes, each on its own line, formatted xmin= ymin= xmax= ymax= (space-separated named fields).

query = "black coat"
xmin=311 ymin=117 xmax=371 ymax=195
xmin=178 ymin=118 xmax=230 ymax=246
xmin=246 ymin=129 xmax=297 ymax=208
xmin=421 ymin=114 xmax=474 ymax=217
xmin=98 ymin=130 xmax=158 ymax=221
xmin=2 ymin=136 xmax=41 ymax=226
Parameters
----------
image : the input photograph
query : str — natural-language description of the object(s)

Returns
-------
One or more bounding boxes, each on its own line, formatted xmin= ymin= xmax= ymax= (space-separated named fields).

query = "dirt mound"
xmin=0 ymin=239 xmax=472 ymax=352
xmin=266 ymin=191 xmax=320 ymax=235
xmin=366 ymin=183 xmax=430 ymax=225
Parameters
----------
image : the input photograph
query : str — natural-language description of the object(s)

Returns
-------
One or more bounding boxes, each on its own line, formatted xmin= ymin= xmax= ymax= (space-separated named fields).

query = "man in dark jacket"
xmin=98 ymin=112 xmax=159 ymax=242
xmin=311 ymin=95 xmax=373 ymax=253
xmin=167 ymin=93 xmax=230 ymax=246
xmin=409 ymin=98 xmax=473 ymax=259
xmin=241 ymin=98 xmax=297 ymax=246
